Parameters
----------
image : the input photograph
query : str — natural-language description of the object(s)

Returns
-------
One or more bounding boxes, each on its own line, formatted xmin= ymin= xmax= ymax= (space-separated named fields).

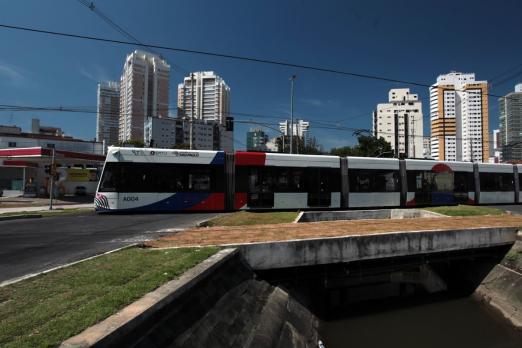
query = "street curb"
xmin=60 ymin=248 xmax=238 ymax=348
xmin=196 ymin=213 xmax=223 ymax=227
xmin=293 ymin=211 xmax=304 ymax=223
xmin=0 ymin=214 xmax=42 ymax=221
xmin=0 ymin=244 xmax=137 ymax=288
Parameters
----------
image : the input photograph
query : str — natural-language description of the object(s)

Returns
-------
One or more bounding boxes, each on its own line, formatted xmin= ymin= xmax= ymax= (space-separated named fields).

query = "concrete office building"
xmin=430 ymin=72 xmax=489 ymax=162
xmin=373 ymin=89 xmax=423 ymax=158
xmin=246 ymin=128 xmax=269 ymax=151
xmin=96 ymin=81 xmax=120 ymax=149
xmin=177 ymin=71 xmax=230 ymax=125
xmin=119 ymin=50 xmax=170 ymax=143
xmin=144 ymin=117 xmax=233 ymax=152
xmin=499 ymin=84 xmax=522 ymax=161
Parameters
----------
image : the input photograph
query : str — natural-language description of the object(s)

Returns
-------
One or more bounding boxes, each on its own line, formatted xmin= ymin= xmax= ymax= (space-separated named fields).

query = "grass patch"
xmin=202 ymin=211 xmax=299 ymax=227
xmin=505 ymin=250 xmax=519 ymax=262
xmin=0 ymin=246 xmax=218 ymax=348
xmin=0 ymin=208 xmax=93 ymax=218
xmin=424 ymin=205 xmax=504 ymax=217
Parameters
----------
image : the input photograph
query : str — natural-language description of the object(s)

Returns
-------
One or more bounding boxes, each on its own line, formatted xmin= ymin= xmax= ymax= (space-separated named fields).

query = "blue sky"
xmin=1 ymin=0 xmax=522 ymax=150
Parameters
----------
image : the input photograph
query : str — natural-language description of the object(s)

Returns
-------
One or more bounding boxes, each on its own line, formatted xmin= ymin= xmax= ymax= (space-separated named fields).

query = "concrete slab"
xmin=297 ymin=209 xmax=443 ymax=223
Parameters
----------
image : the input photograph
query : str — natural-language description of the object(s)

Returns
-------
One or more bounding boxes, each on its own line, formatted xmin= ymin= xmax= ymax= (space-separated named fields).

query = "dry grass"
xmin=147 ymin=214 xmax=522 ymax=248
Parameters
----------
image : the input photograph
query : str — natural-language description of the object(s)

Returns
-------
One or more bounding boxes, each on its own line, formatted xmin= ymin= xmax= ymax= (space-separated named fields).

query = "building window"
xmin=8 ymin=142 xmax=16 ymax=147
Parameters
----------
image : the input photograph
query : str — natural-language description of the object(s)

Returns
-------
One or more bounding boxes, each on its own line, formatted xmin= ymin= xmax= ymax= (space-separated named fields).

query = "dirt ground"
xmin=147 ymin=215 xmax=522 ymax=248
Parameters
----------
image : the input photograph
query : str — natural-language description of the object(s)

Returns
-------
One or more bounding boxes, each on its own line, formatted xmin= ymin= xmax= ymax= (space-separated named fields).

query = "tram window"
xmin=275 ymin=168 xmax=304 ymax=192
xmin=188 ymin=170 xmax=211 ymax=191
xmin=454 ymin=172 xmax=474 ymax=192
xmin=349 ymin=169 xmax=399 ymax=192
xmin=519 ymin=174 xmax=522 ymax=190
xmin=407 ymin=170 xmax=453 ymax=192
xmin=248 ymin=167 xmax=274 ymax=193
xmin=479 ymin=172 xmax=514 ymax=192
xmin=98 ymin=163 xmax=224 ymax=192
xmin=98 ymin=163 xmax=119 ymax=192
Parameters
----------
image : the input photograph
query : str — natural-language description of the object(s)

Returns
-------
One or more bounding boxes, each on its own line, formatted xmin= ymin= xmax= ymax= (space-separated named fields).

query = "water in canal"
xmin=320 ymin=297 xmax=522 ymax=348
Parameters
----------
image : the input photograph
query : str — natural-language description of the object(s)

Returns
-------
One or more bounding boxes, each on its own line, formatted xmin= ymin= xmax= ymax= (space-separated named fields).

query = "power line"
xmin=0 ymin=103 xmax=501 ymax=144
xmin=0 ymin=22 xmax=511 ymax=101
xmin=75 ymin=0 xmax=190 ymax=76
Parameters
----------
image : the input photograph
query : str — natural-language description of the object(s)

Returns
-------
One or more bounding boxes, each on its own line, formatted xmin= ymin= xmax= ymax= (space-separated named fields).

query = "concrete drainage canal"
xmin=62 ymin=214 xmax=522 ymax=348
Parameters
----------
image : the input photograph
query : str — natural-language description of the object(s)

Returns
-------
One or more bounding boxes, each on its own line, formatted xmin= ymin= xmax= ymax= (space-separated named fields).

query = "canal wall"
xmin=474 ymin=239 xmax=522 ymax=329
xmin=61 ymin=249 xmax=319 ymax=348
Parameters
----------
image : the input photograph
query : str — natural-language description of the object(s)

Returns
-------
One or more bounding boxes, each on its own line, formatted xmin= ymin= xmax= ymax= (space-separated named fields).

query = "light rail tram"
xmin=94 ymin=147 xmax=521 ymax=212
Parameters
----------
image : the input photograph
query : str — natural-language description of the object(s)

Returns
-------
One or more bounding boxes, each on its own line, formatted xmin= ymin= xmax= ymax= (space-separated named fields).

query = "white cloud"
xmin=0 ymin=61 xmax=27 ymax=85
xmin=302 ymin=98 xmax=324 ymax=107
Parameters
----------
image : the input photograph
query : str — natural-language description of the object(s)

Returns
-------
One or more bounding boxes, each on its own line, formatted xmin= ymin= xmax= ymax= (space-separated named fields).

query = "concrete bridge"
xmin=237 ymin=226 xmax=517 ymax=270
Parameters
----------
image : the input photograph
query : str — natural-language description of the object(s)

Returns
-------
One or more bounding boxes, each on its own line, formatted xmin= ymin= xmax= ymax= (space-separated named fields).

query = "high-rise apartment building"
xmin=96 ymin=81 xmax=120 ymax=148
xmin=246 ymin=128 xmax=269 ymax=151
xmin=489 ymin=129 xmax=502 ymax=163
xmin=177 ymin=71 xmax=230 ymax=125
xmin=279 ymin=119 xmax=310 ymax=142
xmin=430 ymin=72 xmax=489 ymax=162
xmin=119 ymin=50 xmax=170 ymax=143
xmin=499 ymin=84 xmax=522 ymax=161
xmin=422 ymin=137 xmax=431 ymax=158
xmin=373 ymin=88 xmax=423 ymax=158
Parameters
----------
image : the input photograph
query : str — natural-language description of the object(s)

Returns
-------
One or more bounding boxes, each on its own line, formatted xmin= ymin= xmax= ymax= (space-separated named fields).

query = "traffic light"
xmin=45 ymin=164 xmax=58 ymax=176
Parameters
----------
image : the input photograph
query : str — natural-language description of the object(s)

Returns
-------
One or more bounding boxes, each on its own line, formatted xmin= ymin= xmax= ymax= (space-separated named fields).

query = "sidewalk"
xmin=0 ymin=203 xmax=93 ymax=215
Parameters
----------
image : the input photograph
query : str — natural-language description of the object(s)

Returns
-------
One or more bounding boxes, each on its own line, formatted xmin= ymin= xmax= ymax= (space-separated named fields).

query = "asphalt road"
xmin=486 ymin=205 xmax=522 ymax=215
xmin=0 ymin=212 xmax=219 ymax=284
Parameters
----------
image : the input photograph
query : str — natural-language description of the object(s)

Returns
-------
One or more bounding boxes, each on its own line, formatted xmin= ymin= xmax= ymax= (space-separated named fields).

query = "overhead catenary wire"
xmin=0 ymin=23 xmax=513 ymax=102
xmin=0 ymin=103 xmax=502 ymax=144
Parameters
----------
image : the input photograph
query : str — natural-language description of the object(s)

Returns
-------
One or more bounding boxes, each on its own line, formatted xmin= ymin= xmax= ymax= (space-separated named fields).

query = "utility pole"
xmin=49 ymin=147 xmax=55 ymax=210
xmin=189 ymin=73 xmax=194 ymax=150
xmin=289 ymin=75 xmax=296 ymax=154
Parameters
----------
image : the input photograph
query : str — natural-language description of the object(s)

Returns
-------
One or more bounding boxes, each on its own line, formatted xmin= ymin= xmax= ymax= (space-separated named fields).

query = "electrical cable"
xmin=0 ymin=22 xmax=512 ymax=101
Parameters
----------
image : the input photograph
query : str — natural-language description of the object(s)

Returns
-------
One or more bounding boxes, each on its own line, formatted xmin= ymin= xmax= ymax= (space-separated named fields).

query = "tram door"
xmin=307 ymin=168 xmax=331 ymax=207
xmin=248 ymin=167 xmax=274 ymax=208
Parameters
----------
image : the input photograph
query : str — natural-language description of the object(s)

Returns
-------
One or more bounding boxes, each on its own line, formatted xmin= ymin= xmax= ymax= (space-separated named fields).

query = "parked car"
xmin=23 ymin=185 xmax=38 ymax=198
xmin=75 ymin=186 xmax=87 ymax=196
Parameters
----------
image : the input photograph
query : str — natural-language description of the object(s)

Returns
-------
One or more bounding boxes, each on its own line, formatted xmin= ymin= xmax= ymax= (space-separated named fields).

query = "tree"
xmin=120 ymin=140 xmax=145 ymax=148
xmin=275 ymin=136 xmax=324 ymax=154
xmin=356 ymin=135 xmax=393 ymax=157
xmin=330 ymin=135 xmax=393 ymax=158
xmin=330 ymin=145 xmax=357 ymax=157
xmin=299 ymin=136 xmax=324 ymax=155
xmin=170 ymin=143 xmax=191 ymax=150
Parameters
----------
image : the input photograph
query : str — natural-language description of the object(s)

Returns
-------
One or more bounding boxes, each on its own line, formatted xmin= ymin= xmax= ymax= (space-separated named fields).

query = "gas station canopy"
xmin=0 ymin=147 xmax=106 ymax=165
